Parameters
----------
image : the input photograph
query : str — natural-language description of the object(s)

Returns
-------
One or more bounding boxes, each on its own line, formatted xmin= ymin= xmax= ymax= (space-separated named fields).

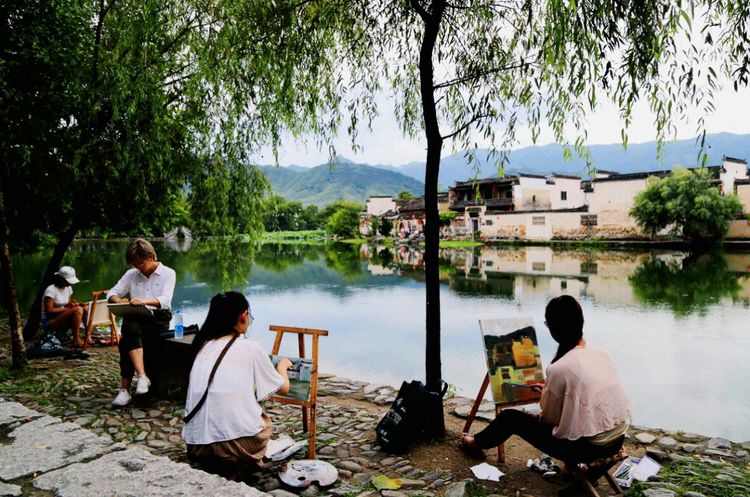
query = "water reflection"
xmin=629 ymin=252 xmax=745 ymax=316
xmin=7 ymin=240 xmax=750 ymax=439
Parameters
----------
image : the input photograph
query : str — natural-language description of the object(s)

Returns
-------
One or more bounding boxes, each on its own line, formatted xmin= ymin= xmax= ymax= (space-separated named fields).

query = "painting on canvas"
xmin=479 ymin=318 xmax=544 ymax=405
xmin=270 ymin=356 xmax=312 ymax=401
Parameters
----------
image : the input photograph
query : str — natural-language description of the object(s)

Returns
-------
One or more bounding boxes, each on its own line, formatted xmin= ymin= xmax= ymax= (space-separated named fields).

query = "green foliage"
xmin=629 ymin=252 xmax=742 ymax=316
xmin=396 ymin=190 xmax=415 ymax=201
xmin=439 ymin=211 xmax=456 ymax=226
xmin=262 ymin=195 xmax=322 ymax=232
xmin=189 ymin=160 xmax=269 ymax=237
xmin=325 ymin=205 xmax=362 ymax=238
xmin=630 ymin=168 xmax=744 ymax=242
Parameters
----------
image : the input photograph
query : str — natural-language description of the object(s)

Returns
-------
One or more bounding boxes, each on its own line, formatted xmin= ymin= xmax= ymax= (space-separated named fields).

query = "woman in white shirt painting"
xmin=107 ymin=238 xmax=176 ymax=407
xmin=182 ymin=291 xmax=292 ymax=480
xmin=461 ymin=296 xmax=630 ymax=493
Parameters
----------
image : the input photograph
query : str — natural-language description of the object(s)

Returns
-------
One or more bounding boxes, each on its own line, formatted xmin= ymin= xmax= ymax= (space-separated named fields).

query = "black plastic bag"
xmin=27 ymin=330 xmax=68 ymax=358
xmin=375 ymin=380 xmax=448 ymax=454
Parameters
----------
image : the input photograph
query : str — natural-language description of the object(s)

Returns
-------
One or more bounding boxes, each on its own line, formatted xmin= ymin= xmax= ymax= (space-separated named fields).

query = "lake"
xmin=10 ymin=239 xmax=750 ymax=441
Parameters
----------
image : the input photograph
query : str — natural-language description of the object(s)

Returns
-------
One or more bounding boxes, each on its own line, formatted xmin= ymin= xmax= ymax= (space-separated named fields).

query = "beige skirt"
xmin=187 ymin=414 xmax=272 ymax=468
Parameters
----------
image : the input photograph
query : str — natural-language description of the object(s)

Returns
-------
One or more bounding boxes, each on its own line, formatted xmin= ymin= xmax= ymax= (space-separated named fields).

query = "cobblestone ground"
xmin=1 ymin=345 xmax=749 ymax=497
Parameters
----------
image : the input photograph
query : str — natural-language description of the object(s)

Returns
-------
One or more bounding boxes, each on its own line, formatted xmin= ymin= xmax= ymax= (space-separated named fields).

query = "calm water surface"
xmin=12 ymin=240 xmax=750 ymax=441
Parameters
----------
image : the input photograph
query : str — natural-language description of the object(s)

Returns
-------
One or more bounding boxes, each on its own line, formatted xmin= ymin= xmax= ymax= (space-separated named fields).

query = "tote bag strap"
xmin=183 ymin=334 xmax=239 ymax=423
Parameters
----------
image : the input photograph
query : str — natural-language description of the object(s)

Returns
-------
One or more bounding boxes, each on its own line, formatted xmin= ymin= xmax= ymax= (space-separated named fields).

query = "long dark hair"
xmin=192 ymin=291 xmax=249 ymax=353
xmin=545 ymin=295 xmax=584 ymax=364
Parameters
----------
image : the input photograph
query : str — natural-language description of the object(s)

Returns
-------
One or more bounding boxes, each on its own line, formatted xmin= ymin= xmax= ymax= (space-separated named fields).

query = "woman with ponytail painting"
xmin=182 ymin=291 xmax=292 ymax=477
xmin=460 ymin=295 xmax=630 ymax=468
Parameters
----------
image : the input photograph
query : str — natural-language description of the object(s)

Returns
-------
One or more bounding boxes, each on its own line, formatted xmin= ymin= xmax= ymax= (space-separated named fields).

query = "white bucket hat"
xmin=55 ymin=266 xmax=80 ymax=285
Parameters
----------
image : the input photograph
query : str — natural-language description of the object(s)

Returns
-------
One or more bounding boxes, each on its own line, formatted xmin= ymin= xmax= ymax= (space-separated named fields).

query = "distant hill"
xmin=379 ymin=132 xmax=750 ymax=186
xmin=259 ymin=159 xmax=424 ymax=206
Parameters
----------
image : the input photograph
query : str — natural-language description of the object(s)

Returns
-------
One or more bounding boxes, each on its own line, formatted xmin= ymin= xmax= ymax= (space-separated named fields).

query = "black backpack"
xmin=375 ymin=380 xmax=448 ymax=454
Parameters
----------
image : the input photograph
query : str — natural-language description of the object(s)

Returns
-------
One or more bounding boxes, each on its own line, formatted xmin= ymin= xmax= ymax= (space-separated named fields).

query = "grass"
xmin=338 ymin=238 xmax=368 ymax=245
xmin=657 ymin=459 xmax=750 ymax=497
xmin=262 ymin=230 xmax=327 ymax=242
xmin=439 ymin=240 xmax=483 ymax=248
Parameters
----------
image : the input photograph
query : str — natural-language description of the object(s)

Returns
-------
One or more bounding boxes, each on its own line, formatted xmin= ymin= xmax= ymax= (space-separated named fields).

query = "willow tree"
xmin=285 ymin=0 xmax=747 ymax=433
xmin=1 ymin=0 xmax=371 ymax=359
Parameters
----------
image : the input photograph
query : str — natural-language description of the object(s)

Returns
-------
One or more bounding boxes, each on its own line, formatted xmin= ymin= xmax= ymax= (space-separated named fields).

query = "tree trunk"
xmin=22 ymin=222 xmax=79 ymax=341
xmin=414 ymin=0 xmax=446 ymax=435
xmin=0 ymin=188 xmax=26 ymax=368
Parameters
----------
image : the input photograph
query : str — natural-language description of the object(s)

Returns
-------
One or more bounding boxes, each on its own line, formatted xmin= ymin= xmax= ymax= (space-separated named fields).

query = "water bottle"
xmin=174 ymin=309 xmax=184 ymax=339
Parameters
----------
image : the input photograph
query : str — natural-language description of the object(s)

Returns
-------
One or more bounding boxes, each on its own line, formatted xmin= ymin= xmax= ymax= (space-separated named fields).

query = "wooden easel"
xmin=83 ymin=290 xmax=120 ymax=350
xmin=462 ymin=373 xmax=540 ymax=463
xmin=267 ymin=324 xmax=328 ymax=459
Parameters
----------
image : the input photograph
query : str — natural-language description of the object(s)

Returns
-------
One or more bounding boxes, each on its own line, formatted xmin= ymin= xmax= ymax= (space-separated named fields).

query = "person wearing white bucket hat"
xmin=42 ymin=266 xmax=88 ymax=347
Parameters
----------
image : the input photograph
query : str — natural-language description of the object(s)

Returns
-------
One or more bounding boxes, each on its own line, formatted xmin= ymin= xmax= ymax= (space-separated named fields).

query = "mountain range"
xmin=258 ymin=161 xmax=424 ymax=207
xmin=260 ymin=132 xmax=750 ymax=205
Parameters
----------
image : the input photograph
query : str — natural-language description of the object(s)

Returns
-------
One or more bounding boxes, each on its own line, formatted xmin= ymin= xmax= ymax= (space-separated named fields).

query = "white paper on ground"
xmin=632 ymin=455 xmax=661 ymax=482
xmin=266 ymin=434 xmax=295 ymax=458
xmin=470 ymin=462 xmax=505 ymax=481
xmin=270 ymin=440 xmax=308 ymax=461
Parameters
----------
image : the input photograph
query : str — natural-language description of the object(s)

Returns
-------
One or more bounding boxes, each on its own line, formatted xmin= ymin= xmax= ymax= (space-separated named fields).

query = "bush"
xmin=325 ymin=205 xmax=361 ymax=237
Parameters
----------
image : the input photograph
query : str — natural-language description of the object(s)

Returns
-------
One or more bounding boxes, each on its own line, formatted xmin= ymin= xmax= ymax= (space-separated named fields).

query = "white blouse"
xmin=182 ymin=338 xmax=284 ymax=445
xmin=106 ymin=263 xmax=175 ymax=310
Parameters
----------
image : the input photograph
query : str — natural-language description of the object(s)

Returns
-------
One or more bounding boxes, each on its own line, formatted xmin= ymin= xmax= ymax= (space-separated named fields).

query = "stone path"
xmin=2 ymin=348 xmax=750 ymax=497
xmin=0 ymin=398 xmax=268 ymax=497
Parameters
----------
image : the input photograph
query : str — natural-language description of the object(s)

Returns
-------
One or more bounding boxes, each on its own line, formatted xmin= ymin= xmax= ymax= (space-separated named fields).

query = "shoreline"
xmin=0 ymin=345 xmax=748 ymax=497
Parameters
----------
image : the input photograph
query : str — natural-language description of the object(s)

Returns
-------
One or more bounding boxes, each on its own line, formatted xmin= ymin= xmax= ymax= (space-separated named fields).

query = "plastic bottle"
xmin=174 ymin=309 xmax=184 ymax=339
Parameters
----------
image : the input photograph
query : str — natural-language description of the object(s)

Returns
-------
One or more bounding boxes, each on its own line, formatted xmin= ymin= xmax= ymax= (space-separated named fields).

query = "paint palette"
xmin=278 ymin=459 xmax=338 ymax=488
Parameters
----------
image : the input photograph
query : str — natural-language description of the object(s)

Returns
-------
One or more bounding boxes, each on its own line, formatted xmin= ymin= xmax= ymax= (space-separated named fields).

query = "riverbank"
xmin=0 ymin=338 xmax=747 ymax=497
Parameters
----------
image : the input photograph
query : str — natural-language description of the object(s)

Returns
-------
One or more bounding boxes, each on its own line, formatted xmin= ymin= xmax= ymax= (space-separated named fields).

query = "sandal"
xmin=459 ymin=433 xmax=486 ymax=459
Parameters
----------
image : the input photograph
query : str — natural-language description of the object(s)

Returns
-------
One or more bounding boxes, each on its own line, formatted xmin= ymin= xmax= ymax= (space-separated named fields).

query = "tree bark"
xmin=22 ymin=222 xmax=79 ymax=341
xmin=0 ymin=188 xmax=27 ymax=368
xmin=414 ymin=0 xmax=446 ymax=403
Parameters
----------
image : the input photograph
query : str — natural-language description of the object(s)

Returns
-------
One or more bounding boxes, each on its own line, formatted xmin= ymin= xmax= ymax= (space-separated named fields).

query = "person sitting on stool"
xmin=42 ymin=266 xmax=88 ymax=347
xmin=460 ymin=295 xmax=630 ymax=491
xmin=108 ymin=238 xmax=175 ymax=407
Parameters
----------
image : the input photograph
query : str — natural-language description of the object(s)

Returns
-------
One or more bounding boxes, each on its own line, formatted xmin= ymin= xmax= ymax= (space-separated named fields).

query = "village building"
xmin=446 ymin=156 xmax=750 ymax=241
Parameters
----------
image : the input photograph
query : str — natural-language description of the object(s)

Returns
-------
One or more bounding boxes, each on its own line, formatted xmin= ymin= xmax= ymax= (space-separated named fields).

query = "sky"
xmin=257 ymin=84 xmax=750 ymax=168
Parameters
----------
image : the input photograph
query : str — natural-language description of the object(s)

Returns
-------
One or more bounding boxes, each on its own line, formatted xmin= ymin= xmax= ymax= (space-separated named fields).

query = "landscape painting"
xmin=271 ymin=356 xmax=313 ymax=401
xmin=479 ymin=318 xmax=544 ymax=405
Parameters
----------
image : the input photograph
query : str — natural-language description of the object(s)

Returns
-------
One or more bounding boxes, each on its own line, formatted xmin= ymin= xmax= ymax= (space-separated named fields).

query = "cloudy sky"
xmin=259 ymin=84 xmax=750 ymax=168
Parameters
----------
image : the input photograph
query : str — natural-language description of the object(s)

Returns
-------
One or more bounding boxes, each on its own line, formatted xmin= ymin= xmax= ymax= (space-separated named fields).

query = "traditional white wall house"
xmin=365 ymin=196 xmax=397 ymax=217
xmin=446 ymin=156 xmax=750 ymax=241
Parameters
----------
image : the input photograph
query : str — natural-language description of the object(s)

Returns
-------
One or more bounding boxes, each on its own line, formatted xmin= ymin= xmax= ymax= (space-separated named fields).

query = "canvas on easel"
xmin=479 ymin=318 xmax=544 ymax=404
xmin=463 ymin=318 xmax=545 ymax=463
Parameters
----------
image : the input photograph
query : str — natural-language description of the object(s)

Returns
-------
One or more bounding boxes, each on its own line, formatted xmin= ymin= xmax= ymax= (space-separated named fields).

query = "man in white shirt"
xmin=107 ymin=238 xmax=176 ymax=407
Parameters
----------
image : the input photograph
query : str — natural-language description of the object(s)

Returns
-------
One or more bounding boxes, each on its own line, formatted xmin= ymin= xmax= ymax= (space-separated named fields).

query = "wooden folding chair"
xmin=566 ymin=449 xmax=627 ymax=497
xmin=83 ymin=290 xmax=119 ymax=350
xmin=267 ymin=324 xmax=328 ymax=458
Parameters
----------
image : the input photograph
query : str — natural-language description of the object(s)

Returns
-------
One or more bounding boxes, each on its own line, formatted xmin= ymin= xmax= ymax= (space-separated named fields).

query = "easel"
xmin=83 ymin=290 xmax=120 ymax=350
xmin=462 ymin=373 xmax=540 ymax=463
xmin=267 ymin=324 xmax=328 ymax=459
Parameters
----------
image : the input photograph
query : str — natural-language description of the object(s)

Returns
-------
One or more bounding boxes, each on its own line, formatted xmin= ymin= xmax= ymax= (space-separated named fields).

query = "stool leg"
xmin=580 ymin=477 xmax=602 ymax=497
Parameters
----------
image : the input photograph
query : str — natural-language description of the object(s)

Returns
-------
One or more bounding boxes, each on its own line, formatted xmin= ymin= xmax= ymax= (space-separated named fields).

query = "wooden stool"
xmin=565 ymin=449 xmax=627 ymax=497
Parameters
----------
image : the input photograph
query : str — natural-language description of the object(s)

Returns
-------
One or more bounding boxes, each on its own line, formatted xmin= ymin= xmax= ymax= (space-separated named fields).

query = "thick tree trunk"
xmin=0 ymin=189 xmax=26 ymax=368
xmin=22 ymin=222 xmax=78 ymax=341
xmin=415 ymin=0 xmax=446 ymax=421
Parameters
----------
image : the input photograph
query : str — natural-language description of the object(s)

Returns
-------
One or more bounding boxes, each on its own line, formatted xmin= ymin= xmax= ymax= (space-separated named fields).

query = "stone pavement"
xmin=0 ymin=398 xmax=268 ymax=497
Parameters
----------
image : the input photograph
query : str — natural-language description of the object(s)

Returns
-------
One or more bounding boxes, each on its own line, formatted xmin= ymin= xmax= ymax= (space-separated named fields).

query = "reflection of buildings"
xmin=358 ymin=243 xmax=750 ymax=308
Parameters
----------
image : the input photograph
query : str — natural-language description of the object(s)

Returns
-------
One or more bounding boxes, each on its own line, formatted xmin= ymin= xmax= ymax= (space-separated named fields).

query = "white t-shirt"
xmin=42 ymin=284 xmax=73 ymax=320
xmin=182 ymin=338 xmax=284 ymax=445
